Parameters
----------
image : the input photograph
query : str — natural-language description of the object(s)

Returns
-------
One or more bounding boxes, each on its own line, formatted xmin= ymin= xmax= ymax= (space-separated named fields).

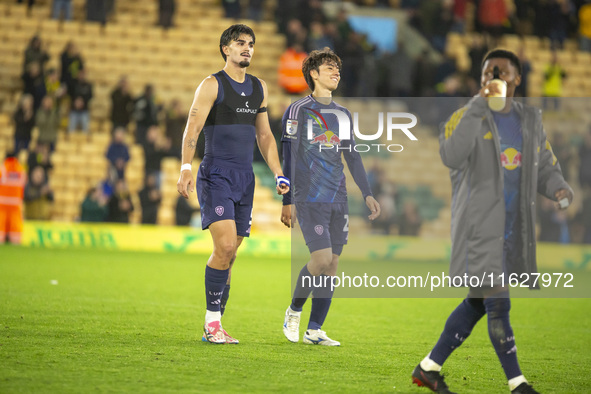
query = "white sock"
xmin=420 ymin=354 xmax=442 ymax=372
xmin=205 ymin=310 xmax=222 ymax=324
xmin=288 ymin=307 xmax=301 ymax=316
xmin=508 ymin=375 xmax=527 ymax=391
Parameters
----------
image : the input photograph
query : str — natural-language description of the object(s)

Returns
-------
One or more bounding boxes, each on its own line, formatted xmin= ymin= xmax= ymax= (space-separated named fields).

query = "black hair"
xmin=302 ymin=47 xmax=342 ymax=91
xmin=481 ymin=49 xmax=522 ymax=75
xmin=219 ymin=24 xmax=256 ymax=61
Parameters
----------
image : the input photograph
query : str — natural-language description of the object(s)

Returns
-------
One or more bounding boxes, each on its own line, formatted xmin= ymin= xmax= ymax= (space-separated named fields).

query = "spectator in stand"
xmin=514 ymin=0 xmax=534 ymax=35
xmin=307 ymin=21 xmax=334 ymax=52
xmin=372 ymin=182 xmax=398 ymax=235
xmin=35 ymin=96 xmax=60 ymax=151
xmin=542 ymin=50 xmax=566 ymax=110
xmin=477 ymin=0 xmax=508 ymax=39
xmin=139 ymin=173 xmax=161 ymax=224
xmin=106 ymin=179 xmax=134 ymax=223
xmin=378 ymin=43 xmax=415 ymax=97
xmin=52 ymin=0 xmax=72 ymax=20
xmin=100 ymin=166 xmax=118 ymax=199
xmin=247 ymin=0 xmax=263 ymax=21
xmin=468 ymin=34 xmax=488 ymax=83
xmin=106 ymin=127 xmax=130 ymax=180
xmin=398 ymin=200 xmax=422 ymax=236
xmin=143 ymin=126 xmax=172 ymax=182
xmin=222 ymin=0 xmax=241 ymax=19
xmin=23 ymin=36 xmax=49 ymax=74
xmin=275 ymin=0 xmax=299 ymax=35
xmin=451 ymin=0 xmax=468 ymax=33
xmin=579 ymin=129 xmax=591 ymax=189
xmin=298 ymin=0 xmax=326 ymax=31
xmin=419 ymin=0 xmax=453 ymax=53
xmin=17 ymin=0 xmax=35 ymax=13
xmin=158 ymin=0 xmax=176 ymax=29
xmin=0 ymin=152 xmax=26 ymax=245
xmin=285 ymin=19 xmax=307 ymax=48
xmin=134 ymin=84 xmax=159 ymax=146
xmin=278 ymin=43 xmax=309 ymax=94
xmin=547 ymin=0 xmax=571 ymax=50
xmin=336 ymin=8 xmax=353 ymax=42
xmin=579 ymin=1 xmax=591 ymax=52
xmin=86 ymin=0 xmax=108 ymax=25
xmin=22 ymin=61 xmax=47 ymax=112
xmin=110 ymin=76 xmax=134 ymax=131
xmin=60 ymin=42 xmax=84 ymax=98
xmin=176 ymin=195 xmax=199 ymax=226
xmin=165 ymin=99 xmax=185 ymax=159
xmin=13 ymin=94 xmax=35 ymax=154
xmin=515 ymin=45 xmax=532 ymax=98
xmin=44 ymin=68 xmax=66 ymax=108
xmin=81 ymin=187 xmax=108 ymax=222
xmin=27 ymin=143 xmax=53 ymax=178
xmin=24 ymin=165 xmax=54 ymax=220
xmin=340 ymin=32 xmax=365 ymax=96
xmin=324 ymin=22 xmax=341 ymax=51
xmin=412 ymin=49 xmax=436 ymax=96
xmin=68 ymin=70 xmax=93 ymax=133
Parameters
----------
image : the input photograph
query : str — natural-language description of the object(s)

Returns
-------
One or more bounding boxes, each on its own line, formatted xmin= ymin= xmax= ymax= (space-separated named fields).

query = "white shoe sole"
xmin=302 ymin=336 xmax=340 ymax=346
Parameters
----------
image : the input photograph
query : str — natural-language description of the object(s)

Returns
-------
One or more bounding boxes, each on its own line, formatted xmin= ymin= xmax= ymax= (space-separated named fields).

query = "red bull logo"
xmin=306 ymin=108 xmax=341 ymax=147
xmin=310 ymin=130 xmax=341 ymax=146
xmin=500 ymin=147 xmax=521 ymax=170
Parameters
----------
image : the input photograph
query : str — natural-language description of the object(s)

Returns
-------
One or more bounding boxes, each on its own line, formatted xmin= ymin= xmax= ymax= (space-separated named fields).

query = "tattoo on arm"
xmin=187 ymin=138 xmax=197 ymax=149
xmin=190 ymin=108 xmax=198 ymax=117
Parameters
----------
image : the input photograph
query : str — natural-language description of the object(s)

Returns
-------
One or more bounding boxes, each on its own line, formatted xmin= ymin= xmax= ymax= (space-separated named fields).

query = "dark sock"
xmin=484 ymin=294 xmax=522 ymax=380
xmin=290 ymin=264 xmax=314 ymax=312
xmin=430 ymin=297 xmax=486 ymax=365
xmin=204 ymin=266 xmax=229 ymax=313
xmin=308 ymin=275 xmax=335 ymax=330
xmin=220 ymin=284 xmax=231 ymax=316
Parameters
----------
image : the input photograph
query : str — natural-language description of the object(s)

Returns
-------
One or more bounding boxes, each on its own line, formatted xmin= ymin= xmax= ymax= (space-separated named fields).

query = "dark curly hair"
xmin=219 ymin=24 xmax=256 ymax=61
xmin=302 ymin=47 xmax=342 ymax=91
xmin=481 ymin=49 xmax=522 ymax=75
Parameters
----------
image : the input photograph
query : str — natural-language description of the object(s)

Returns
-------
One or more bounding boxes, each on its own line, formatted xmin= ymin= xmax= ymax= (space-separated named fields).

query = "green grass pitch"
xmin=1 ymin=246 xmax=590 ymax=393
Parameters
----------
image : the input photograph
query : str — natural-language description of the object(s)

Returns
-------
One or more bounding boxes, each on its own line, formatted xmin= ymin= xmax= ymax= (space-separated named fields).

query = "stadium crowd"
xmin=2 ymin=0 xmax=591 ymax=244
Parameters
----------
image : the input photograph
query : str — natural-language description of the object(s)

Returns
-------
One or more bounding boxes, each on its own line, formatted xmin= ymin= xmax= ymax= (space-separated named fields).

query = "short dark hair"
xmin=302 ymin=47 xmax=342 ymax=91
xmin=219 ymin=24 xmax=256 ymax=61
xmin=481 ymin=49 xmax=522 ymax=75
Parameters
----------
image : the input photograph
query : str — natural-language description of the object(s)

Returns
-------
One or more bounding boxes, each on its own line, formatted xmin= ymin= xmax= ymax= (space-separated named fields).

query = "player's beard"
xmin=239 ymin=60 xmax=250 ymax=68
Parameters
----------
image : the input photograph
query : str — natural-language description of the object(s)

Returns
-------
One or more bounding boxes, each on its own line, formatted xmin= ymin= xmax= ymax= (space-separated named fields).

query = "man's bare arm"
xmin=255 ymin=79 xmax=283 ymax=176
xmin=177 ymin=76 xmax=218 ymax=199
xmin=254 ymin=79 xmax=289 ymax=195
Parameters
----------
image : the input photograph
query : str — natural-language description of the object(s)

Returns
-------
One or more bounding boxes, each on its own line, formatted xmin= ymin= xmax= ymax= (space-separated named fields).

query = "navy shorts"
xmin=296 ymin=202 xmax=348 ymax=255
xmin=196 ymin=162 xmax=255 ymax=237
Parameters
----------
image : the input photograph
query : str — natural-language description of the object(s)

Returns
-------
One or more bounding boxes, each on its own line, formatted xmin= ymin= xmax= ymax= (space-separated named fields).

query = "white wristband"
xmin=180 ymin=163 xmax=192 ymax=172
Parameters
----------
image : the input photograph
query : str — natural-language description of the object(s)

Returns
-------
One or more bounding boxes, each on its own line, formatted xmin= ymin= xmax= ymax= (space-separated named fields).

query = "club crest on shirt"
xmin=215 ymin=206 xmax=224 ymax=216
xmin=500 ymin=147 xmax=522 ymax=171
xmin=286 ymin=119 xmax=298 ymax=135
xmin=314 ymin=225 xmax=324 ymax=235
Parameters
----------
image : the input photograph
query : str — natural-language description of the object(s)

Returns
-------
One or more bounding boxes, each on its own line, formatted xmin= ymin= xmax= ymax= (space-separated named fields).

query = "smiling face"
xmin=311 ymin=60 xmax=340 ymax=93
xmin=481 ymin=58 xmax=521 ymax=98
xmin=222 ymin=33 xmax=254 ymax=68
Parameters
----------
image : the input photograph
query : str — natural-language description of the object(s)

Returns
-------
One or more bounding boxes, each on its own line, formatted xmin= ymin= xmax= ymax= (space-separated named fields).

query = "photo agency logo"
xmin=305 ymin=108 xmax=418 ymax=153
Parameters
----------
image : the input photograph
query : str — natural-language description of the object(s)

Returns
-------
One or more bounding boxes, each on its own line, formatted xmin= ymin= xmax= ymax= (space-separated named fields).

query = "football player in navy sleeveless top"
xmin=280 ymin=48 xmax=381 ymax=346
xmin=177 ymin=24 xmax=289 ymax=344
